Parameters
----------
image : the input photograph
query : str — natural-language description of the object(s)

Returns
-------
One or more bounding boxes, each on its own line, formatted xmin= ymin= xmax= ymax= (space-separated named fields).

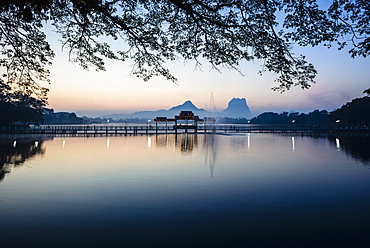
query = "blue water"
xmin=0 ymin=134 xmax=369 ymax=247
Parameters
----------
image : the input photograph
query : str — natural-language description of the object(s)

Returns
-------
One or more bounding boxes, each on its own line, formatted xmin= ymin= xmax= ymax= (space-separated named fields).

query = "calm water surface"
xmin=1 ymin=134 xmax=370 ymax=247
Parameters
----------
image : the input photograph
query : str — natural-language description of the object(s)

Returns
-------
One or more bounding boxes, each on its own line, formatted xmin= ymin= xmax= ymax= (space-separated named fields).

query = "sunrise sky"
xmin=45 ymin=26 xmax=370 ymax=118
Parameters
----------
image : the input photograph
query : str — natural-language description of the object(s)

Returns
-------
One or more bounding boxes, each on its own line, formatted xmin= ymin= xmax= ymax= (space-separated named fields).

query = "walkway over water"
xmin=1 ymin=124 xmax=369 ymax=136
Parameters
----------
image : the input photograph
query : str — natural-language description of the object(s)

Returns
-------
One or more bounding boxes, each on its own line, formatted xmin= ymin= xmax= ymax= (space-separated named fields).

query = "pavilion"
xmin=154 ymin=111 xmax=204 ymax=133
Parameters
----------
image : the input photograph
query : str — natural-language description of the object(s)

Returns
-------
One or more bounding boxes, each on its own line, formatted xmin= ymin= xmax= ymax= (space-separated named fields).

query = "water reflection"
xmin=336 ymin=138 xmax=341 ymax=151
xmin=154 ymin=134 xmax=217 ymax=176
xmin=1 ymin=134 xmax=369 ymax=184
xmin=175 ymin=133 xmax=198 ymax=154
xmin=1 ymin=134 xmax=370 ymax=247
xmin=229 ymin=134 xmax=249 ymax=151
xmin=155 ymin=133 xmax=200 ymax=154
xmin=147 ymin=136 xmax=151 ymax=149
xmin=328 ymin=135 xmax=370 ymax=164
xmin=155 ymin=134 xmax=170 ymax=147
xmin=0 ymin=137 xmax=49 ymax=181
xmin=107 ymin=138 xmax=110 ymax=148
xmin=203 ymin=134 xmax=217 ymax=177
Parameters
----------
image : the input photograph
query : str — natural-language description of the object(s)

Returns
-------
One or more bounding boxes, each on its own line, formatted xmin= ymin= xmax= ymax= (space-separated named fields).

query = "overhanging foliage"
xmin=0 ymin=0 xmax=369 ymax=97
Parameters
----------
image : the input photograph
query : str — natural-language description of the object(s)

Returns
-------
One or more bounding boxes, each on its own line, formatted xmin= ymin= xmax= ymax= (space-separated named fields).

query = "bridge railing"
xmin=0 ymin=124 xmax=369 ymax=134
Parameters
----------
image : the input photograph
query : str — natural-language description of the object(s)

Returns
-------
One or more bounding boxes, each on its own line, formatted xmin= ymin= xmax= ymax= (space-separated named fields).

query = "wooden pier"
xmin=1 ymin=124 xmax=369 ymax=136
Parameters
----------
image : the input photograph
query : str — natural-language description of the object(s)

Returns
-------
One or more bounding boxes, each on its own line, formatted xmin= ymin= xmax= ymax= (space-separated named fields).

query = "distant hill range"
xmin=102 ymin=98 xmax=252 ymax=120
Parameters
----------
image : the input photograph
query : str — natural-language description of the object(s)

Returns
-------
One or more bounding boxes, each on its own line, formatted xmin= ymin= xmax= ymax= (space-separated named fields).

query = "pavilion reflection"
xmin=155 ymin=133 xmax=218 ymax=177
xmin=176 ymin=134 xmax=198 ymax=154
xmin=154 ymin=133 xmax=199 ymax=154
xmin=0 ymin=137 xmax=51 ymax=182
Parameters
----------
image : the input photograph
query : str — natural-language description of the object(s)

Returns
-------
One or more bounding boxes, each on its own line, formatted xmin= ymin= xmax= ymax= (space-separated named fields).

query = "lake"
xmin=1 ymin=133 xmax=370 ymax=248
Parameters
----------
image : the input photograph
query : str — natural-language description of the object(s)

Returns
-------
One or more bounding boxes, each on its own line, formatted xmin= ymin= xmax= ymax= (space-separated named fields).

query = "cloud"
xmin=306 ymin=86 xmax=353 ymax=111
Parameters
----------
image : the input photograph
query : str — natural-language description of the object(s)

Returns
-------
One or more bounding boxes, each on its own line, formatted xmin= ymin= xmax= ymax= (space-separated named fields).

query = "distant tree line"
xmin=249 ymin=95 xmax=370 ymax=126
xmin=79 ymin=116 xmax=150 ymax=124
xmin=329 ymin=96 xmax=370 ymax=126
xmin=42 ymin=113 xmax=153 ymax=125
xmin=250 ymin=110 xmax=329 ymax=125
xmin=215 ymin=117 xmax=250 ymax=124
xmin=43 ymin=110 xmax=83 ymax=125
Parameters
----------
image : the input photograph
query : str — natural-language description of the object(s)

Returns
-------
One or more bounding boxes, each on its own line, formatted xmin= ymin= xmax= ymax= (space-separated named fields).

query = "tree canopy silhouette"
xmin=329 ymin=95 xmax=370 ymax=125
xmin=0 ymin=78 xmax=45 ymax=125
xmin=1 ymin=0 xmax=369 ymax=101
xmin=364 ymin=88 xmax=370 ymax=96
xmin=250 ymin=109 xmax=330 ymax=125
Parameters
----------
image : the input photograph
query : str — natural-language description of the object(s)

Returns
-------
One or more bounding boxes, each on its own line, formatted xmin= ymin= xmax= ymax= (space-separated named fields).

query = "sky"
xmin=44 ymin=27 xmax=370 ymax=118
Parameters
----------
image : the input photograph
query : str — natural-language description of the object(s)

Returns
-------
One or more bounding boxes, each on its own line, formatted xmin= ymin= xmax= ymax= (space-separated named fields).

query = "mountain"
xmin=169 ymin=100 xmax=198 ymax=112
xmin=101 ymin=98 xmax=252 ymax=120
xmin=102 ymin=100 xmax=208 ymax=120
xmin=220 ymin=98 xmax=252 ymax=118
xmin=166 ymin=100 xmax=207 ymax=117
